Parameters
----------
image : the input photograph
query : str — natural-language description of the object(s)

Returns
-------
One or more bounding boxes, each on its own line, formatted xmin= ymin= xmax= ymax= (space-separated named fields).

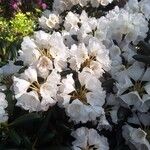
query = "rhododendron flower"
xmin=71 ymin=127 xmax=109 ymax=150
xmin=59 ymin=71 xmax=106 ymax=123
xmin=13 ymin=67 xmax=60 ymax=112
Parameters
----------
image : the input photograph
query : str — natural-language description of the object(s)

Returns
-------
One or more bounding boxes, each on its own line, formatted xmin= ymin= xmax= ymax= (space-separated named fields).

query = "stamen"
xmin=29 ymin=81 xmax=41 ymax=93
xmin=133 ymin=81 xmax=144 ymax=97
xmin=70 ymin=85 xmax=90 ymax=105
xmin=37 ymin=48 xmax=53 ymax=60
xmin=81 ymin=55 xmax=96 ymax=68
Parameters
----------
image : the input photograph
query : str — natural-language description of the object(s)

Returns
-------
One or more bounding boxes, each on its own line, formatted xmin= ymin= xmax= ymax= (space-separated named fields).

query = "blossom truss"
xmin=59 ymin=71 xmax=106 ymax=123
xmin=71 ymin=127 xmax=109 ymax=150
xmin=39 ymin=10 xmax=61 ymax=30
xmin=104 ymin=6 xmax=149 ymax=45
xmin=63 ymin=10 xmax=98 ymax=45
xmin=125 ymin=0 xmax=150 ymax=20
xmin=19 ymin=30 xmax=69 ymax=78
xmin=13 ymin=67 xmax=60 ymax=112
xmin=53 ymin=0 xmax=114 ymax=13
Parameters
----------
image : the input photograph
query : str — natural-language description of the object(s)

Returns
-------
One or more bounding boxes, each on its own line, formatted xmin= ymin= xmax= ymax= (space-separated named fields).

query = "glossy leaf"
xmin=9 ymin=113 xmax=41 ymax=127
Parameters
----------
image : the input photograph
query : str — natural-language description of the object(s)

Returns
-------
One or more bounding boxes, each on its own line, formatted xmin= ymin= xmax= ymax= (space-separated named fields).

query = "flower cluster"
xmin=0 ymin=0 xmax=150 ymax=149
xmin=53 ymin=0 xmax=114 ymax=13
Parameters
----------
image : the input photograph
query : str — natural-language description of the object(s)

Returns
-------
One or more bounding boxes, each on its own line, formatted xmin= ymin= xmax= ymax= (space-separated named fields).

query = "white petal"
xmin=13 ymin=76 xmax=30 ymax=99
xmin=16 ymin=91 xmax=41 ymax=112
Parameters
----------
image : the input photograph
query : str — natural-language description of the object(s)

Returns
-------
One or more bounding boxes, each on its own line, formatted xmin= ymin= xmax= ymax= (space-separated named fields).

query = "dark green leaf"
xmin=137 ymin=41 xmax=150 ymax=55
xmin=9 ymin=113 xmax=41 ymax=127
xmin=47 ymin=146 xmax=71 ymax=150
xmin=35 ymin=109 xmax=52 ymax=145
xmin=0 ymin=144 xmax=5 ymax=149
xmin=9 ymin=130 xmax=21 ymax=146
xmin=133 ymin=55 xmax=150 ymax=65
xmin=37 ymin=109 xmax=52 ymax=136
xmin=40 ymin=133 xmax=55 ymax=144
xmin=5 ymin=90 xmax=16 ymax=117
xmin=22 ymin=135 xmax=32 ymax=149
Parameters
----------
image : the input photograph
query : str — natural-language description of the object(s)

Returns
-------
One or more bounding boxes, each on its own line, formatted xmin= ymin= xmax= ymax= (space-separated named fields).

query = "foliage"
xmin=0 ymin=12 xmax=37 ymax=62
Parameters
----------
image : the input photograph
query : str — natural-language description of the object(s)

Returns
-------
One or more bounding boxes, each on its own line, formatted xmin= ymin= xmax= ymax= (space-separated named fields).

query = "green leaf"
xmin=22 ymin=135 xmax=32 ymax=149
xmin=5 ymin=90 xmax=16 ymax=116
xmin=38 ymin=109 xmax=52 ymax=136
xmin=40 ymin=133 xmax=55 ymax=144
xmin=35 ymin=109 xmax=52 ymax=145
xmin=9 ymin=130 xmax=21 ymax=146
xmin=47 ymin=146 xmax=71 ymax=150
xmin=137 ymin=41 xmax=150 ymax=55
xmin=0 ymin=144 xmax=5 ymax=149
xmin=133 ymin=55 xmax=150 ymax=65
xmin=9 ymin=113 xmax=41 ymax=127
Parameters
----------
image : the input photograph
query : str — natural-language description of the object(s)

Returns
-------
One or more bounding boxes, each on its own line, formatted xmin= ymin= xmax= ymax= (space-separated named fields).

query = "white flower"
xmin=119 ymin=91 xmax=142 ymax=110
xmin=0 ymin=92 xmax=8 ymax=123
xmin=78 ymin=0 xmax=88 ymax=6
xmin=106 ymin=94 xmax=120 ymax=124
xmin=40 ymin=70 xmax=61 ymax=111
xmin=46 ymin=14 xmax=59 ymax=29
xmin=144 ymin=82 xmax=150 ymax=95
xmin=122 ymin=125 xmax=150 ymax=150
xmin=115 ymin=70 xmax=133 ymax=96
xmin=109 ymin=45 xmax=122 ymax=65
xmin=128 ymin=112 xmax=150 ymax=126
xmin=53 ymin=0 xmax=78 ymax=13
xmin=106 ymin=6 xmax=148 ymax=44
xmin=66 ymin=99 xmax=104 ymax=123
xmin=96 ymin=16 xmax=110 ymax=41
xmin=13 ymin=76 xmax=32 ymax=99
xmin=71 ymin=127 xmax=109 ymax=150
xmin=19 ymin=36 xmax=40 ymax=65
xmin=64 ymin=12 xmax=79 ymax=31
xmin=109 ymin=107 xmax=119 ymax=124
xmin=78 ymin=11 xmax=97 ymax=34
xmin=139 ymin=0 xmax=150 ymax=20
xmin=59 ymin=71 xmax=106 ymax=123
xmin=90 ymin=0 xmax=113 ymax=7
xmin=13 ymin=67 xmax=37 ymax=99
xmin=62 ymin=30 xmax=77 ymax=48
xmin=97 ymin=115 xmax=111 ymax=131
xmin=36 ymin=56 xmax=53 ymax=79
xmin=13 ymin=67 xmax=60 ymax=112
xmin=137 ymin=112 xmax=150 ymax=126
xmin=125 ymin=0 xmax=139 ymax=13
xmin=121 ymin=44 xmax=137 ymax=64
xmin=142 ymin=67 xmax=150 ymax=81
xmin=119 ymin=91 xmax=150 ymax=113
xmin=69 ymin=38 xmax=111 ymax=78
xmin=39 ymin=10 xmax=60 ymax=30
xmin=16 ymin=91 xmax=41 ymax=112
xmin=19 ymin=31 xmax=69 ymax=78
xmin=127 ymin=61 xmax=145 ymax=81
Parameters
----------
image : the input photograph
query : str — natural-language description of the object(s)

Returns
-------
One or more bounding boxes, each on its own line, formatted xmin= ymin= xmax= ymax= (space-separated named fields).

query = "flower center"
xmin=81 ymin=144 xmax=97 ymax=150
xmin=133 ymin=82 xmax=144 ymax=97
xmin=28 ymin=81 xmax=41 ymax=93
xmin=144 ymin=128 xmax=150 ymax=142
xmin=37 ymin=56 xmax=50 ymax=69
xmin=81 ymin=55 xmax=96 ymax=68
xmin=38 ymin=48 xmax=53 ymax=60
xmin=70 ymin=85 xmax=90 ymax=105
